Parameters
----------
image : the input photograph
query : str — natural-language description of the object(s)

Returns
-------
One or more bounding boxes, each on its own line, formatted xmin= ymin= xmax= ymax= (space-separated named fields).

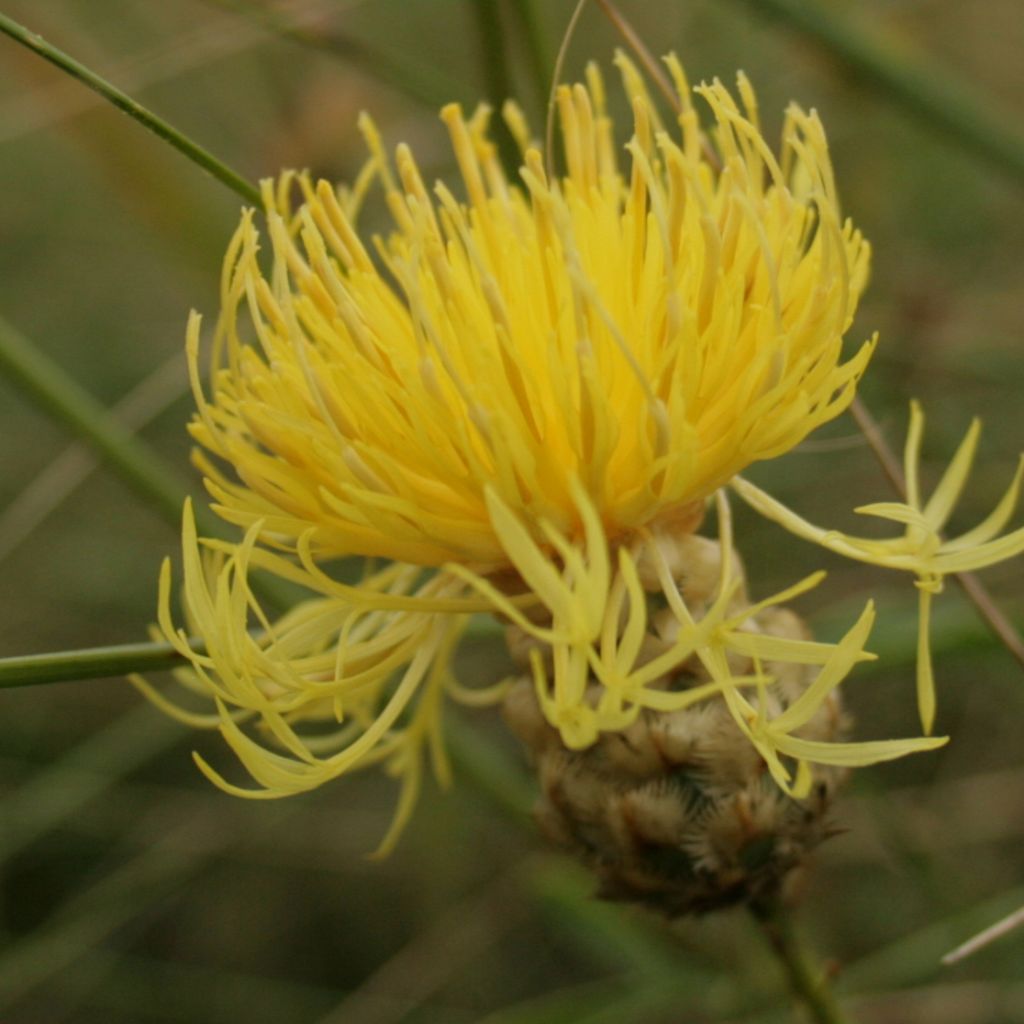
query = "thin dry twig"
xmin=942 ymin=903 xmax=1024 ymax=966
xmin=590 ymin=0 xmax=721 ymax=166
xmin=592 ymin=0 xmax=678 ymax=109
xmin=545 ymin=0 xmax=588 ymax=179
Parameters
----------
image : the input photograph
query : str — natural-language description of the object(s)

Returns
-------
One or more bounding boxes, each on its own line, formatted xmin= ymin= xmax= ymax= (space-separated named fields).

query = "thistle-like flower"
xmin=137 ymin=53 xmax=1024 ymax=868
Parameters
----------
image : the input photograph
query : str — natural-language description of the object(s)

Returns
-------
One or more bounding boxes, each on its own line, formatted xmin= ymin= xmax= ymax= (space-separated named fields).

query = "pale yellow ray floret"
xmin=150 ymin=487 xmax=943 ymax=849
xmin=143 ymin=501 xmax=494 ymax=854
xmin=620 ymin=492 xmax=946 ymax=795
xmin=733 ymin=401 xmax=1024 ymax=733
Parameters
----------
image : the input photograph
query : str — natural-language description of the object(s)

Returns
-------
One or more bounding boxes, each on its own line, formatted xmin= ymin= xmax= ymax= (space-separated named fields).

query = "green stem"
xmin=751 ymin=898 xmax=851 ymax=1024
xmin=730 ymin=0 xmax=1024 ymax=188
xmin=0 ymin=10 xmax=260 ymax=204
xmin=0 ymin=640 xmax=202 ymax=689
xmin=0 ymin=617 xmax=504 ymax=689
xmin=469 ymin=0 xmax=522 ymax=177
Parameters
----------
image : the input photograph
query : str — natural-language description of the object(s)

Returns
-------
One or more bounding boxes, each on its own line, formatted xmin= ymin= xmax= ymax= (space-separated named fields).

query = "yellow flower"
xmin=143 ymin=54 xmax=951 ymax=852
xmin=189 ymin=54 xmax=874 ymax=566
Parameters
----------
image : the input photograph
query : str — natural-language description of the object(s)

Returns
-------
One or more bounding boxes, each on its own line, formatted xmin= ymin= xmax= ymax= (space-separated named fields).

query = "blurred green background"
xmin=1 ymin=0 xmax=1023 ymax=1021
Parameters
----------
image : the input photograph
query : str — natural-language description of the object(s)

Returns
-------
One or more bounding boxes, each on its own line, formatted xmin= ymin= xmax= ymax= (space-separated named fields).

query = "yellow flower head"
xmin=189 ymin=53 xmax=873 ymax=569
xmin=145 ymin=54 xmax=965 ymax=853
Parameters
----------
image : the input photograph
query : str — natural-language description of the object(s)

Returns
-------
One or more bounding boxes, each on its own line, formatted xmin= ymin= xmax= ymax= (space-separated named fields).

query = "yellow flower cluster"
xmin=141 ymin=53 xmax=1021 ymax=851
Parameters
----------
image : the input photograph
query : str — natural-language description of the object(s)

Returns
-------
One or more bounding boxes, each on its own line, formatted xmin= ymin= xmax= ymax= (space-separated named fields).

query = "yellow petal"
xmin=769 ymin=601 xmax=875 ymax=734
xmin=923 ymin=417 xmax=981 ymax=530
xmin=773 ymin=732 xmax=948 ymax=767
xmin=944 ymin=454 xmax=1024 ymax=552
xmin=904 ymin=400 xmax=925 ymax=510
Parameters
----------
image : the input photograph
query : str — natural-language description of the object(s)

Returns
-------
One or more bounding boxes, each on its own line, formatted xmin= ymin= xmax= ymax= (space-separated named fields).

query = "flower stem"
xmin=0 ymin=10 xmax=260 ymax=205
xmin=0 ymin=616 xmax=506 ymax=689
xmin=751 ymin=898 xmax=852 ymax=1024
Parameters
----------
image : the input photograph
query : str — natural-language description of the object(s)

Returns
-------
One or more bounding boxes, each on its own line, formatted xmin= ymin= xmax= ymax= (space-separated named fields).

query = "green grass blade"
xmin=0 ymin=314 xmax=189 ymax=525
xmin=0 ymin=314 xmax=226 ymax=535
xmin=469 ymin=0 xmax=522 ymax=176
xmin=0 ymin=10 xmax=260 ymax=204
xmin=0 ymin=352 xmax=185 ymax=565
xmin=0 ymin=703 xmax=183 ymax=862
xmin=844 ymin=885 xmax=1024 ymax=990
xmin=0 ymin=315 xmax=299 ymax=612
xmin=0 ymin=640 xmax=202 ymax=689
xmin=447 ymin=711 xmax=535 ymax=821
xmin=503 ymin=0 xmax=551 ymax=114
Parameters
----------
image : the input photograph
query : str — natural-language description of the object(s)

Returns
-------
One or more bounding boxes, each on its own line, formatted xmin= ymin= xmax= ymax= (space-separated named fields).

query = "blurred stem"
xmin=504 ymin=0 xmax=550 ymax=113
xmin=0 ymin=352 xmax=186 ymax=565
xmin=0 ymin=314 xmax=296 ymax=610
xmin=728 ymin=0 xmax=1024 ymax=188
xmin=0 ymin=314 xmax=188 ymax=529
xmin=0 ymin=641 xmax=202 ymax=689
xmin=468 ymin=0 xmax=521 ymax=177
xmin=752 ymin=898 xmax=851 ymax=1024
xmin=0 ymin=11 xmax=260 ymax=204
xmin=446 ymin=709 xmax=534 ymax=820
